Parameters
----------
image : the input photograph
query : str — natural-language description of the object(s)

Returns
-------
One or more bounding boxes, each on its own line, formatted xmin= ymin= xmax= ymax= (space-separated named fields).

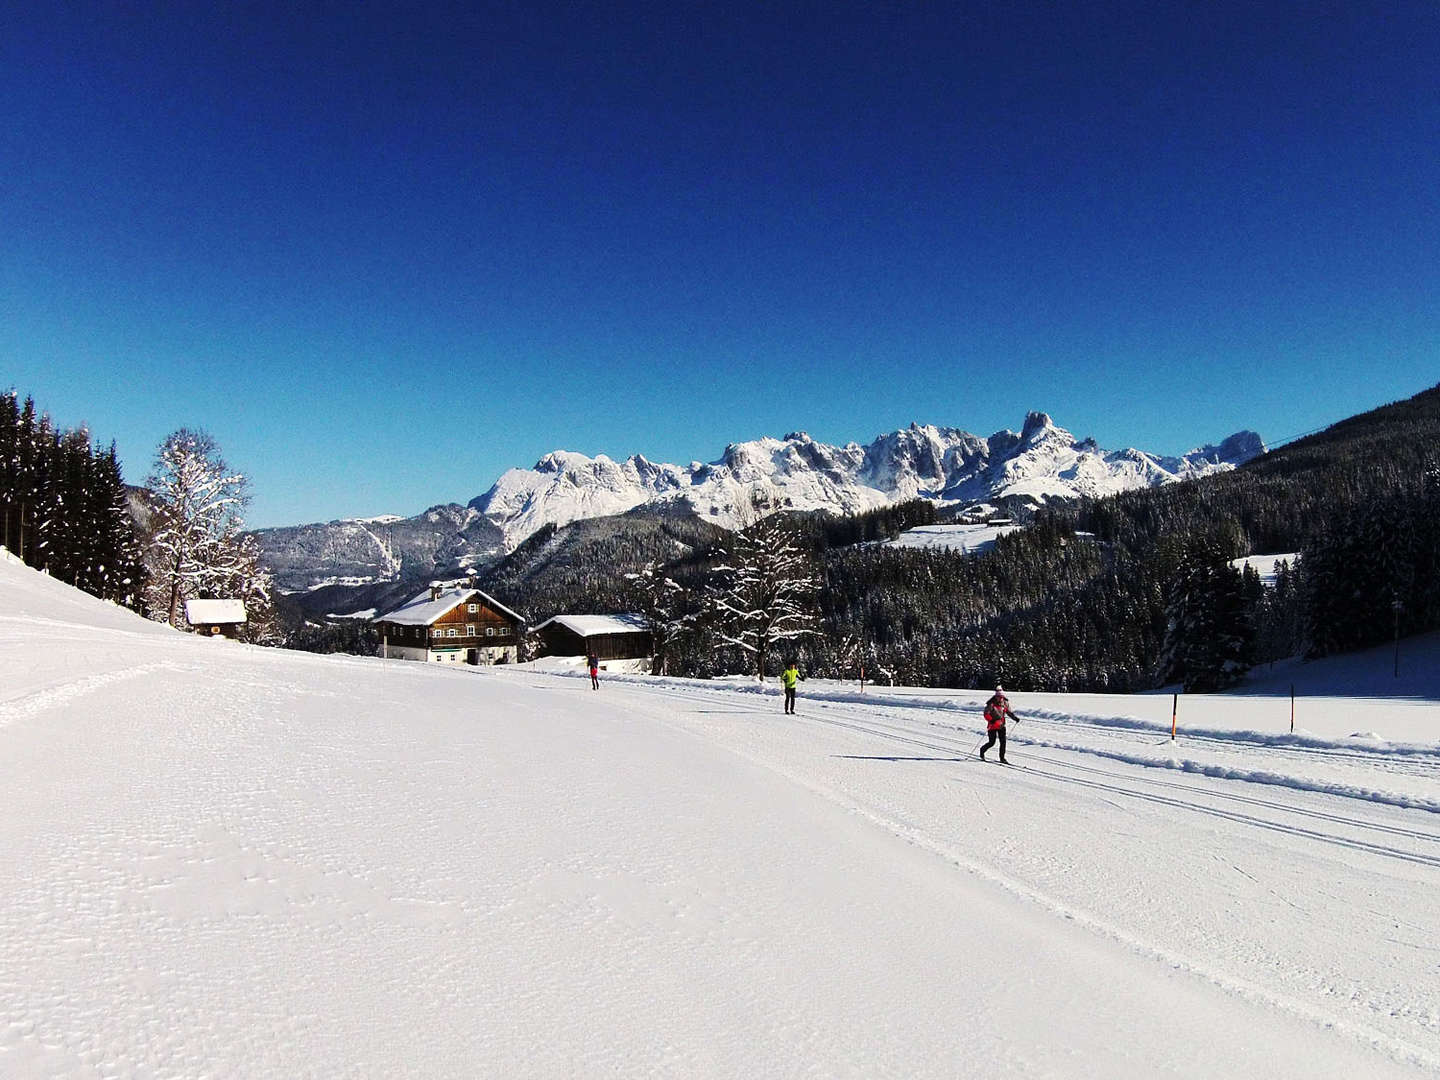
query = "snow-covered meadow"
xmin=3 ymin=552 xmax=1438 ymax=1077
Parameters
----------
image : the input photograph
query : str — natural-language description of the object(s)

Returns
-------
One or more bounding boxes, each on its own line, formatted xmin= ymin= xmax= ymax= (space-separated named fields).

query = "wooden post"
xmin=1290 ymin=684 xmax=1295 ymax=734
xmin=1171 ymin=693 xmax=1178 ymax=741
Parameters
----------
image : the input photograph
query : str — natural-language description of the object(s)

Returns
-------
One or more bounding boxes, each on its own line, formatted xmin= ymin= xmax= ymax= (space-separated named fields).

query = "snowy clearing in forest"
xmin=880 ymin=522 xmax=1022 ymax=552
xmin=2 ymin=553 xmax=1438 ymax=1078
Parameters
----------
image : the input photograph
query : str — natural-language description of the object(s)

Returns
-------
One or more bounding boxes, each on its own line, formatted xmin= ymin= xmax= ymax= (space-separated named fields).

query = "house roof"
xmin=184 ymin=599 xmax=247 ymax=624
xmin=377 ymin=586 xmax=525 ymax=627
xmin=534 ymin=613 xmax=650 ymax=638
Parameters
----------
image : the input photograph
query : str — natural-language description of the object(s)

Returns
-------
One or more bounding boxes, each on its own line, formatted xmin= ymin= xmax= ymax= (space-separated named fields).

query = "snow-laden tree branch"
xmin=707 ymin=514 xmax=818 ymax=680
xmin=143 ymin=428 xmax=273 ymax=634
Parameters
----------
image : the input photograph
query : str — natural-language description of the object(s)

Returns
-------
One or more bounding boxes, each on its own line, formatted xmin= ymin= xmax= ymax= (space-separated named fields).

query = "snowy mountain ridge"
xmin=252 ymin=413 xmax=1262 ymax=590
xmin=471 ymin=413 xmax=1264 ymax=548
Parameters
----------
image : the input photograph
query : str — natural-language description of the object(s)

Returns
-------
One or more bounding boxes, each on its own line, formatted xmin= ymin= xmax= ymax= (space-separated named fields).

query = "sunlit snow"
xmin=2 ymin=553 xmax=1437 ymax=1077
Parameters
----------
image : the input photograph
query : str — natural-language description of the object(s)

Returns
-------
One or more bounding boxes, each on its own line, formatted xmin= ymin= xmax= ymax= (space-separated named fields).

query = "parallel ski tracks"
xmin=812 ymin=707 xmax=1440 ymax=868
xmin=633 ymin=681 xmax=1440 ymax=870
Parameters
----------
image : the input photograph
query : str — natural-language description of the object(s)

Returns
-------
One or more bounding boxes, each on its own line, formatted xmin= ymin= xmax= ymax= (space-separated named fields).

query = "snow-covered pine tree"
xmin=94 ymin=442 xmax=148 ymax=609
xmin=14 ymin=397 xmax=53 ymax=567
xmin=1156 ymin=546 xmax=1254 ymax=692
xmin=0 ymin=390 xmax=18 ymax=553
xmin=707 ymin=513 xmax=818 ymax=680
xmin=143 ymin=428 xmax=272 ymax=629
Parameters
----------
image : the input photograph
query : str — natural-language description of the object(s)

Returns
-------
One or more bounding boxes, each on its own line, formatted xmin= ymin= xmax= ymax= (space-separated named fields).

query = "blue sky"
xmin=3 ymin=2 xmax=1438 ymax=527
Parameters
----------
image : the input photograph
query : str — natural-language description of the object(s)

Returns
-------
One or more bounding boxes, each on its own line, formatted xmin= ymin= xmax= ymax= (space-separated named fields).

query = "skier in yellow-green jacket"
xmin=781 ymin=660 xmax=801 ymax=714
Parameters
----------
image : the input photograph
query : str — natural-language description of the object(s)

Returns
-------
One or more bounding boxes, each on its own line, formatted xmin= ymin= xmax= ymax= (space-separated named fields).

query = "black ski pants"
xmin=981 ymin=725 xmax=1007 ymax=761
xmin=783 ymin=687 xmax=796 ymax=713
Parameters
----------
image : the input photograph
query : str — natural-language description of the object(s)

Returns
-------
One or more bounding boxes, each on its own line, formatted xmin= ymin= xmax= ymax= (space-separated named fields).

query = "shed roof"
xmin=184 ymin=599 xmax=247 ymax=625
xmin=534 ymin=613 xmax=650 ymax=637
xmin=377 ymin=586 xmax=525 ymax=627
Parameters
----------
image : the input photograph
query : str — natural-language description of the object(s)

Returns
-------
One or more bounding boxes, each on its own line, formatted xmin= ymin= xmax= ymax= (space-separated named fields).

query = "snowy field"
xmin=3 ymin=554 xmax=1439 ymax=1077
xmin=880 ymin=522 xmax=1021 ymax=553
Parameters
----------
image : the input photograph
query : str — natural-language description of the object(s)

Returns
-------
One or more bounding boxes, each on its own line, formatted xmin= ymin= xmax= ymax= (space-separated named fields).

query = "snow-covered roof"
xmin=183 ymin=599 xmax=247 ymax=624
xmin=534 ymin=613 xmax=650 ymax=638
xmin=377 ymin=586 xmax=524 ymax=627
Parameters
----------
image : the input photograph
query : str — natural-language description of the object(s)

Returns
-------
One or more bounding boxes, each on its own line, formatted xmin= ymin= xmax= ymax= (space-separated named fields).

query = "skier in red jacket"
xmin=980 ymin=685 xmax=1019 ymax=764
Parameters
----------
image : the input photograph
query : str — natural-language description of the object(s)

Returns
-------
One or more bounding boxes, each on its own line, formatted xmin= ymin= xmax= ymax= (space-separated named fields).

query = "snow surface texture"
xmin=471 ymin=416 xmax=1264 ymax=548
xmin=881 ymin=522 xmax=1023 ymax=553
xmin=3 ymin=555 xmax=1437 ymax=1078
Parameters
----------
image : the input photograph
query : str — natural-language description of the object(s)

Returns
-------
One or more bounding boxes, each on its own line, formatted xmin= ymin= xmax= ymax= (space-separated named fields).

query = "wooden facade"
xmin=534 ymin=616 xmax=653 ymax=661
xmin=374 ymin=586 xmax=525 ymax=665
xmin=183 ymin=599 xmax=247 ymax=639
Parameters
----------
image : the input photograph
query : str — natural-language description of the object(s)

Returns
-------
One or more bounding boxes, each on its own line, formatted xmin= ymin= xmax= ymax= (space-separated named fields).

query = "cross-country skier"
xmin=980 ymin=685 xmax=1019 ymax=763
xmin=588 ymin=652 xmax=600 ymax=690
xmin=781 ymin=660 xmax=801 ymax=714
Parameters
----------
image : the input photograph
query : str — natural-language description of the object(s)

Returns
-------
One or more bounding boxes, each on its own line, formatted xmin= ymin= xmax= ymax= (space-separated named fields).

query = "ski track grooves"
xmin=627 ymin=679 xmax=1440 ymax=1072
xmin=794 ymin=708 xmax=1440 ymax=861
xmin=0 ymin=662 xmax=183 ymax=728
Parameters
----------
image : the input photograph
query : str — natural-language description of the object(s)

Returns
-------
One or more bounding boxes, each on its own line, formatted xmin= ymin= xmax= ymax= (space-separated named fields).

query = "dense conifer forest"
xmin=0 ymin=390 xmax=146 ymax=607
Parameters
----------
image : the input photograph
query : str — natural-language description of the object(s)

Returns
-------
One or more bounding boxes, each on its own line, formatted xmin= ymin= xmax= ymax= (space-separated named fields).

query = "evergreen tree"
xmin=1156 ymin=546 xmax=1254 ymax=691
xmin=0 ymin=390 xmax=19 ymax=553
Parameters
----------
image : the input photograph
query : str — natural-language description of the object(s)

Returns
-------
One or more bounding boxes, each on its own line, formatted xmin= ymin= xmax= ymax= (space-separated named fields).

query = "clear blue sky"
xmin=3 ymin=2 xmax=1437 ymax=527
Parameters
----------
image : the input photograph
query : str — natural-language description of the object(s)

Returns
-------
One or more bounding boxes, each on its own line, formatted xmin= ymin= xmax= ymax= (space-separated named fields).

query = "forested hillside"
xmin=482 ymin=383 xmax=1439 ymax=693
xmin=797 ymin=383 xmax=1440 ymax=691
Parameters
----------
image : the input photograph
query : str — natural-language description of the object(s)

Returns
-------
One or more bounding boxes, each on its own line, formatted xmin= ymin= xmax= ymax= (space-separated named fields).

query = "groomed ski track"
xmin=4 ymin=549 xmax=1437 ymax=1079
xmin=492 ymin=666 xmax=1440 ymax=1074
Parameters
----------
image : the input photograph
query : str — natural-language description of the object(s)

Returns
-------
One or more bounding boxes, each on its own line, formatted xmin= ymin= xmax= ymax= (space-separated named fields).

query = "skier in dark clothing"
xmin=587 ymin=652 xmax=600 ymax=690
xmin=980 ymin=685 xmax=1019 ymax=763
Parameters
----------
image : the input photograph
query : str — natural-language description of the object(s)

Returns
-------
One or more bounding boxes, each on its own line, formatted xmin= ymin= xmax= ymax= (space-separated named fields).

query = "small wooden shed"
xmin=532 ymin=614 xmax=653 ymax=661
xmin=184 ymin=598 xmax=247 ymax=638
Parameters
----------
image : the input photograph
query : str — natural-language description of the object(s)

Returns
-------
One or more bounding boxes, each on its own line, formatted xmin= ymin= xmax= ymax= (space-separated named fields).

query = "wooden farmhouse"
xmin=532 ymin=613 xmax=653 ymax=662
xmin=374 ymin=581 xmax=525 ymax=665
xmin=183 ymin=598 xmax=247 ymax=638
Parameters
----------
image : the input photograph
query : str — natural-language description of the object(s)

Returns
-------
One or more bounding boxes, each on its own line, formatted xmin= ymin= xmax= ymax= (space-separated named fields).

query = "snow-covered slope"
xmin=3 ymin=554 xmax=1437 ymax=1076
xmin=471 ymin=415 xmax=1264 ymax=547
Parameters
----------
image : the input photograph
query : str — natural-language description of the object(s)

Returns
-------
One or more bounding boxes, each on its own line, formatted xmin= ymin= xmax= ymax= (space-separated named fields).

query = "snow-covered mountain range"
xmin=254 ymin=414 xmax=1263 ymax=591
xmin=471 ymin=413 xmax=1263 ymax=548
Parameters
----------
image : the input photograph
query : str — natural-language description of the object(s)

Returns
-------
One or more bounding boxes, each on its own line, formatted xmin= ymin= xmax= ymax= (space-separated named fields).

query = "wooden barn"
xmin=373 ymin=581 xmax=525 ymax=665
xmin=532 ymin=613 xmax=653 ymax=662
xmin=183 ymin=598 xmax=247 ymax=638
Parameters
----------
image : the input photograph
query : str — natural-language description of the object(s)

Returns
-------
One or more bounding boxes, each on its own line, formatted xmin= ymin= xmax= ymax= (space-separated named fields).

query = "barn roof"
xmin=183 ymin=599 xmax=247 ymax=625
xmin=534 ymin=613 xmax=650 ymax=637
xmin=377 ymin=586 xmax=525 ymax=627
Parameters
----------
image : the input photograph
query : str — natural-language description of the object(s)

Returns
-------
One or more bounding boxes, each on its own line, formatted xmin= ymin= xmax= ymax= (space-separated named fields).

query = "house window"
xmin=465 ymin=625 xmax=476 ymax=636
xmin=447 ymin=627 xmax=458 ymax=638
xmin=467 ymin=604 xmax=478 ymax=613
xmin=486 ymin=626 xmax=495 ymax=637
xmin=499 ymin=626 xmax=511 ymax=636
